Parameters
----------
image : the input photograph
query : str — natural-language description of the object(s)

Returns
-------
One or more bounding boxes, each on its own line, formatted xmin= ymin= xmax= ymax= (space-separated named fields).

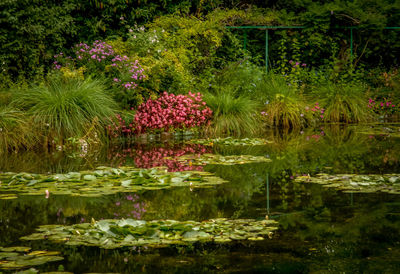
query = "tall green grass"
xmin=260 ymin=73 xmax=312 ymax=129
xmin=315 ymin=83 xmax=373 ymax=123
xmin=12 ymin=77 xmax=118 ymax=141
xmin=0 ymin=105 xmax=34 ymax=151
xmin=204 ymin=91 xmax=261 ymax=136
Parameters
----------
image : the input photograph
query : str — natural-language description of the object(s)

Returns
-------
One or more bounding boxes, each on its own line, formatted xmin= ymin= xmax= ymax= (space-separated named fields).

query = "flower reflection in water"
xmin=113 ymin=194 xmax=147 ymax=219
xmin=108 ymin=144 xmax=211 ymax=171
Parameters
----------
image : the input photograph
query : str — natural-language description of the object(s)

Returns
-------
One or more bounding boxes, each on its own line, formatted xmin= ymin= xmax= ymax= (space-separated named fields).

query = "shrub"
xmin=53 ymin=40 xmax=147 ymax=109
xmin=204 ymin=91 xmax=261 ymax=136
xmin=12 ymin=77 xmax=118 ymax=142
xmin=134 ymin=91 xmax=212 ymax=134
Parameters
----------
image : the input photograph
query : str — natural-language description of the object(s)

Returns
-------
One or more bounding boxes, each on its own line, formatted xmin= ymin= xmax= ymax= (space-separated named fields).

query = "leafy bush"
xmin=53 ymin=40 xmax=147 ymax=109
xmin=204 ymin=91 xmax=260 ymax=136
xmin=12 ymin=77 xmax=118 ymax=142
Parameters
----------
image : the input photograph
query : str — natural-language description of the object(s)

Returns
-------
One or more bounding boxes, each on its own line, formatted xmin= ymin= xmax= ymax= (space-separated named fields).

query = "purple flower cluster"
xmin=53 ymin=40 xmax=146 ymax=91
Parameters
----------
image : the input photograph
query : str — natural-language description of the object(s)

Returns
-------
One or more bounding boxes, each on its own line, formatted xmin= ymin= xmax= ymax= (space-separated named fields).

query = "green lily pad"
xmin=21 ymin=218 xmax=279 ymax=249
xmin=0 ymin=246 xmax=31 ymax=252
xmin=175 ymin=154 xmax=272 ymax=166
xmin=295 ymin=173 xmax=400 ymax=194
xmin=186 ymin=137 xmax=272 ymax=146
xmin=0 ymin=166 xmax=228 ymax=199
xmin=0 ymin=247 xmax=64 ymax=270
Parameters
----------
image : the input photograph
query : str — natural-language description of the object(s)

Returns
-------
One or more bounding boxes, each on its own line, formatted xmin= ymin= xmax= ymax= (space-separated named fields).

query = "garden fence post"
xmin=266 ymin=173 xmax=270 ymax=215
xmin=243 ymin=30 xmax=247 ymax=50
xmin=265 ymin=29 xmax=269 ymax=72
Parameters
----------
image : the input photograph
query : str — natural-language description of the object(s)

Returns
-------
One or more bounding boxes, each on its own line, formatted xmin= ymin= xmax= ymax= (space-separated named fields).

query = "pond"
xmin=1 ymin=124 xmax=400 ymax=273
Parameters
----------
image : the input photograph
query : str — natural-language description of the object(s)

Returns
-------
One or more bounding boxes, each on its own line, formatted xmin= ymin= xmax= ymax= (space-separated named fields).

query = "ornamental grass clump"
xmin=0 ymin=105 xmax=35 ymax=152
xmin=12 ymin=77 xmax=118 ymax=142
xmin=316 ymin=83 xmax=373 ymax=123
xmin=204 ymin=91 xmax=261 ymax=136
xmin=260 ymin=73 xmax=311 ymax=129
xmin=134 ymin=91 xmax=212 ymax=134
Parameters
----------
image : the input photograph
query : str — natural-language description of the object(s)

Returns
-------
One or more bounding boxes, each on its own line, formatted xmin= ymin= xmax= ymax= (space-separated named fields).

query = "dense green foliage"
xmin=0 ymin=0 xmax=399 ymax=149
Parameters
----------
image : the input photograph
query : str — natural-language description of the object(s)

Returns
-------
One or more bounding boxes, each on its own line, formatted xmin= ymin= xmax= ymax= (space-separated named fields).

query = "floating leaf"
xmin=295 ymin=173 xmax=400 ymax=194
xmin=21 ymin=218 xmax=279 ymax=249
xmin=0 ymin=248 xmax=63 ymax=270
xmin=0 ymin=166 xmax=228 ymax=199
xmin=186 ymin=137 xmax=272 ymax=146
xmin=174 ymin=154 xmax=272 ymax=166
xmin=1 ymin=246 xmax=31 ymax=252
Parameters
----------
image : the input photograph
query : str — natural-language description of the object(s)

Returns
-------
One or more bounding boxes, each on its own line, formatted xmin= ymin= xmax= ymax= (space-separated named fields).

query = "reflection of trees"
xmin=0 ymin=148 xmax=107 ymax=173
xmin=278 ymin=188 xmax=400 ymax=273
xmin=0 ymin=195 xmax=115 ymax=246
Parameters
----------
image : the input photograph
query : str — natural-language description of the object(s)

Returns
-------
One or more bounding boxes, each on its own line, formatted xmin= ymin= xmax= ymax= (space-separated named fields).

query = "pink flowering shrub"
xmin=368 ymin=98 xmax=399 ymax=116
xmin=134 ymin=91 xmax=213 ymax=134
xmin=53 ymin=40 xmax=146 ymax=108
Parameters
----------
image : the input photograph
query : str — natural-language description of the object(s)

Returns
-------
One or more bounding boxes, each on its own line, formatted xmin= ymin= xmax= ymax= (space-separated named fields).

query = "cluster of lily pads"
xmin=0 ymin=246 xmax=63 ymax=270
xmin=21 ymin=218 xmax=279 ymax=249
xmin=172 ymin=154 xmax=272 ymax=166
xmin=0 ymin=166 xmax=227 ymax=199
xmin=186 ymin=137 xmax=272 ymax=146
xmin=294 ymin=173 xmax=400 ymax=194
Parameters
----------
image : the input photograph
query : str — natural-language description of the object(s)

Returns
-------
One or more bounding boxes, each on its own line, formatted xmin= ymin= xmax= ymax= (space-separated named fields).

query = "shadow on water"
xmin=1 ymin=124 xmax=400 ymax=272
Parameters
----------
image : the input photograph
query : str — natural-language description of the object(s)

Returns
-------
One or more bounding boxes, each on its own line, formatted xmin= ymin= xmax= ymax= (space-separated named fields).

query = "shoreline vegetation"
xmin=0 ymin=1 xmax=399 ymax=153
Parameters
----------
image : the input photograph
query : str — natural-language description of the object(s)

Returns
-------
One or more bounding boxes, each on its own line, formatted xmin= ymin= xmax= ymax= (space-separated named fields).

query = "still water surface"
xmin=1 ymin=124 xmax=400 ymax=273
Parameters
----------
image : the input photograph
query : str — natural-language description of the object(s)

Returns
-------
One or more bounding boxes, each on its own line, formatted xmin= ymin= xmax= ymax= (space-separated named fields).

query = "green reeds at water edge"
xmin=204 ymin=91 xmax=261 ymax=137
xmin=11 ymin=77 xmax=118 ymax=145
xmin=0 ymin=105 xmax=35 ymax=152
xmin=314 ymin=83 xmax=373 ymax=123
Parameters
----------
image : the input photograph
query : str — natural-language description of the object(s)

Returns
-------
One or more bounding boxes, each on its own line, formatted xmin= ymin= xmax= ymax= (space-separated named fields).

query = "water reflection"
xmin=1 ymin=124 xmax=400 ymax=272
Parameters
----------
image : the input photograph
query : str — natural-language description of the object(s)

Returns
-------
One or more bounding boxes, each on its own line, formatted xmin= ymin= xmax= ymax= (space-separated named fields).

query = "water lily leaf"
xmin=295 ymin=173 xmax=400 ymax=194
xmin=83 ymin=175 xmax=96 ymax=181
xmin=0 ymin=194 xmax=18 ymax=200
xmin=1 ymin=246 xmax=31 ymax=253
xmin=121 ymin=179 xmax=132 ymax=187
xmin=0 ymin=166 xmax=227 ymax=199
xmin=186 ymin=138 xmax=272 ymax=146
xmin=0 ymin=252 xmax=20 ymax=259
xmin=15 ymin=268 xmax=39 ymax=274
xmin=21 ymin=218 xmax=278 ymax=249
xmin=27 ymin=251 xmax=61 ymax=256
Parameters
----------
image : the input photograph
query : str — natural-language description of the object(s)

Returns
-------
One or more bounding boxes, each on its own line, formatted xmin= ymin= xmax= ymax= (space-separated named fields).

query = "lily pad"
xmin=174 ymin=154 xmax=272 ymax=166
xmin=0 ymin=247 xmax=64 ymax=270
xmin=0 ymin=166 xmax=228 ymax=199
xmin=186 ymin=137 xmax=272 ymax=146
xmin=295 ymin=173 xmax=400 ymax=194
xmin=1 ymin=246 xmax=31 ymax=252
xmin=21 ymin=218 xmax=279 ymax=249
